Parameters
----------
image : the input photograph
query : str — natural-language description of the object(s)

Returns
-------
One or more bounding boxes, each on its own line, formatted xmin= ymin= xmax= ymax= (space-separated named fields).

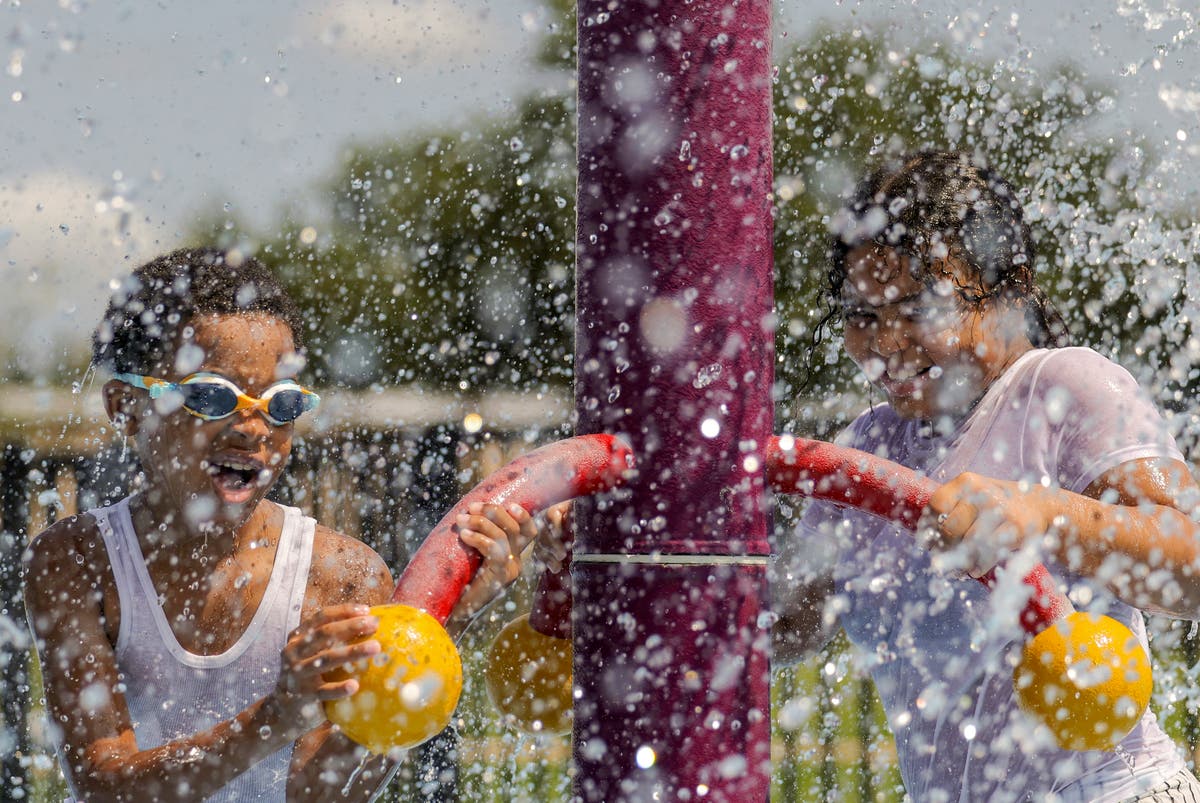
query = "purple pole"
xmin=573 ymin=1 xmax=774 ymax=800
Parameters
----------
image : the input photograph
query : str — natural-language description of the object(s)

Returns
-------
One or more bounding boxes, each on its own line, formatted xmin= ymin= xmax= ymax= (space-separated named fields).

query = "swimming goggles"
xmin=113 ymin=371 xmax=320 ymax=426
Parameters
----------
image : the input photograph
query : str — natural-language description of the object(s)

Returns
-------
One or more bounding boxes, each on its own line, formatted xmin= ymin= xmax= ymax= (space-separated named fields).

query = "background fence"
xmin=1 ymin=386 xmax=1196 ymax=801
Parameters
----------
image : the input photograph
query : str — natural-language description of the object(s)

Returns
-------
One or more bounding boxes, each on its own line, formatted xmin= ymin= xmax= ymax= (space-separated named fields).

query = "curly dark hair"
xmin=92 ymin=247 xmax=305 ymax=374
xmin=822 ymin=150 xmax=1069 ymax=349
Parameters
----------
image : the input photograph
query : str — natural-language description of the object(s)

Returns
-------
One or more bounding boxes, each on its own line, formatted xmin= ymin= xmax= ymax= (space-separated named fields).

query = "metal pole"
xmin=572 ymin=2 xmax=775 ymax=799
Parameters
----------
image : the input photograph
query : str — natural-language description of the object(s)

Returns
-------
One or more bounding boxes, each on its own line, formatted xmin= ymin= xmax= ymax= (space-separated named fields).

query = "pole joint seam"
xmin=571 ymin=553 xmax=770 ymax=566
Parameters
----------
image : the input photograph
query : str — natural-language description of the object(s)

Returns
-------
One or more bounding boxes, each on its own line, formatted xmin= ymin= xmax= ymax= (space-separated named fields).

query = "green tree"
xmin=266 ymin=93 xmax=577 ymax=391
xmin=204 ymin=20 xmax=1184 ymax=416
xmin=204 ymin=1 xmax=579 ymax=391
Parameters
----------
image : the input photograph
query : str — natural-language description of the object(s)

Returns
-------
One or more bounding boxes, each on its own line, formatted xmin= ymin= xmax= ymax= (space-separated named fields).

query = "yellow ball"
xmin=1013 ymin=611 xmax=1153 ymax=751
xmin=484 ymin=614 xmax=573 ymax=735
xmin=324 ymin=604 xmax=463 ymax=753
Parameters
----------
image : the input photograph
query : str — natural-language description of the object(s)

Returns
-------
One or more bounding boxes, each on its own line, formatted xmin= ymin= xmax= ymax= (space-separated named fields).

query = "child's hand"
xmin=533 ymin=501 xmax=573 ymax=573
xmin=920 ymin=472 xmax=1055 ymax=578
xmin=273 ymin=604 xmax=382 ymax=734
xmin=453 ymin=502 xmax=538 ymax=620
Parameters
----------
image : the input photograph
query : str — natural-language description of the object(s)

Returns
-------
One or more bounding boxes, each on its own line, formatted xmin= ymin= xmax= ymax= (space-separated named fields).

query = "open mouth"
xmin=206 ymin=456 xmax=267 ymax=503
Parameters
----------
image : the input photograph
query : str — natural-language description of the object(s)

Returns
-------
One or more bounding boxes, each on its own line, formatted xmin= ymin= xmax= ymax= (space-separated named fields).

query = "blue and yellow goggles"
xmin=114 ymin=371 xmax=320 ymax=426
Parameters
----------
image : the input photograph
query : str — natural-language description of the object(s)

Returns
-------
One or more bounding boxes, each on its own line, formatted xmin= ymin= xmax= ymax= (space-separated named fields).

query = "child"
xmin=773 ymin=151 xmax=1200 ymax=801
xmin=23 ymin=247 xmax=536 ymax=801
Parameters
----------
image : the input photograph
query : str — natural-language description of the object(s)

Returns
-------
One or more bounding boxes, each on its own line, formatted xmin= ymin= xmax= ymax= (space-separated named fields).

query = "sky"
xmin=1 ymin=0 xmax=1197 ymax=379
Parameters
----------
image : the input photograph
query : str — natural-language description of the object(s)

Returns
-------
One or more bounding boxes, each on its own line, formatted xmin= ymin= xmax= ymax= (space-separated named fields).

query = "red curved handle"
xmin=392 ymin=434 xmax=633 ymax=624
xmin=765 ymin=435 xmax=936 ymax=528
xmin=766 ymin=435 xmax=1073 ymax=636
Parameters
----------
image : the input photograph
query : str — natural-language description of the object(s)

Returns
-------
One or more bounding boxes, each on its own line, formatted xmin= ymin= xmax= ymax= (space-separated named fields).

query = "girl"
xmin=24 ymin=248 xmax=535 ymax=801
xmin=773 ymin=151 xmax=1200 ymax=801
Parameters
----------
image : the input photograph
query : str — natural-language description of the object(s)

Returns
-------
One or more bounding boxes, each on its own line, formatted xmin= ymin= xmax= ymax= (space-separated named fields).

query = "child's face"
xmin=109 ymin=312 xmax=303 ymax=533
xmin=840 ymin=244 xmax=1025 ymax=421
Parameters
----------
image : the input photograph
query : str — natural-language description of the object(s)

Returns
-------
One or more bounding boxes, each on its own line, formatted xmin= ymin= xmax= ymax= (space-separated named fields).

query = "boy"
xmin=24 ymin=247 xmax=533 ymax=801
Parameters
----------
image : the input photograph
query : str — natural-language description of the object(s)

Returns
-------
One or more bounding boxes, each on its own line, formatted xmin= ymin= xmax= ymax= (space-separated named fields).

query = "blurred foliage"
xmin=534 ymin=0 xmax=576 ymax=72
xmin=210 ymin=91 xmax=577 ymax=391
xmin=202 ymin=19 xmax=1189 ymax=416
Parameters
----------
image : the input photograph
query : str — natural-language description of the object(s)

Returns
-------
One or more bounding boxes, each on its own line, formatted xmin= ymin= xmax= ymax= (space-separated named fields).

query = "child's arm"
xmin=23 ymin=518 xmax=379 ymax=803
xmin=288 ymin=503 xmax=536 ymax=801
xmin=531 ymin=502 xmax=572 ymax=572
xmin=443 ymin=502 xmax=537 ymax=639
xmin=924 ymin=457 xmax=1200 ymax=618
xmin=287 ymin=528 xmax=395 ymax=801
xmin=771 ymin=499 xmax=846 ymax=664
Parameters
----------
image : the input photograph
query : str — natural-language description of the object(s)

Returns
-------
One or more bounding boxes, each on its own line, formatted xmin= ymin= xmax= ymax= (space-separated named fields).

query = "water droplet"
xmin=693 ymin=363 xmax=723 ymax=388
xmin=1045 ymin=386 xmax=1071 ymax=425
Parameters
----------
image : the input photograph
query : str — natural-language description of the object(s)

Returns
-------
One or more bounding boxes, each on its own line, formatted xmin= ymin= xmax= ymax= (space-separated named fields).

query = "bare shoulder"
xmin=25 ymin=514 xmax=104 ymax=590
xmin=24 ymin=513 xmax=109 ymax=631
xmin=305 ymin=524 xmax=394 ymax=609
xmin=27 ymin=510 xmax=96 ymax=554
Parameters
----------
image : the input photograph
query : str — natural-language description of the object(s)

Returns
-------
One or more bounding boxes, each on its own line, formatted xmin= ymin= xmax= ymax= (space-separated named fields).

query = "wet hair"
xmin=824 ymin=150 xmax=1069 ymax=348
xmin=92 ymin=247 xmax=305 ymax=374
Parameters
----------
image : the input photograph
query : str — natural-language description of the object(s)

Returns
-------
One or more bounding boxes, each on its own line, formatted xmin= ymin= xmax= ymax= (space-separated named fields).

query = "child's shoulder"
xmin=306 ymin=524 xmax=394 ymax=607
xmin=25 ymin=512 xmax=102 ymax=567
xmin=24 ymin=513 xmax=110 ymax=609
xmin=1025 ymin=346 xmax=1125 ymax=378
xmin=1023 ymin=346 xmax=1144 ymax=399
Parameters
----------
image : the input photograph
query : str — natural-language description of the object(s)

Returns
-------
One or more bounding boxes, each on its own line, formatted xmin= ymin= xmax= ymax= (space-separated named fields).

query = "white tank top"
xmin=90 ymin=497 xmax=315 ymax=802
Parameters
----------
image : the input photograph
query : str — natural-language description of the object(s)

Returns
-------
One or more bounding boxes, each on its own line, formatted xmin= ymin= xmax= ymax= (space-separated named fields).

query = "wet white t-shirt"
xmin=793 ymin=347 xmax=1188 ymax=802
